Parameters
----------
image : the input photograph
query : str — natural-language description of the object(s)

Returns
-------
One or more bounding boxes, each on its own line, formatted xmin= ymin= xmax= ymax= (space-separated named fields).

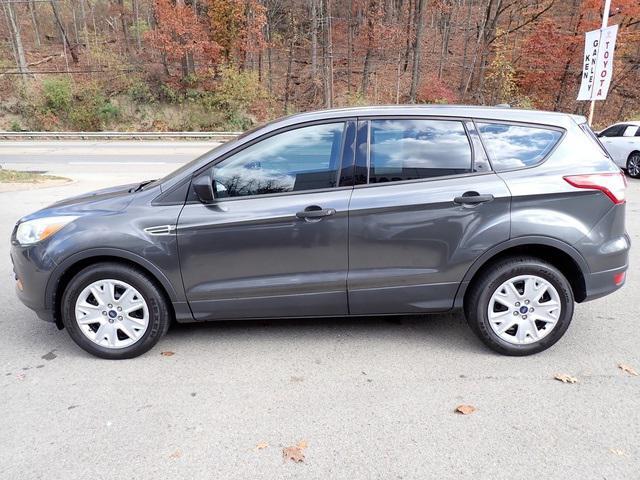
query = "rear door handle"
xmin=453 ymin=192 xmax=495 ymax=205
xmin=296 ymin=205 xmax=336 ymax=219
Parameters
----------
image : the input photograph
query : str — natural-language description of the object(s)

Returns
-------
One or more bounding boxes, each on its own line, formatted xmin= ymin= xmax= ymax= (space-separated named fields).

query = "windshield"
xmin=143 ymin=122 xmax=275 ymax=190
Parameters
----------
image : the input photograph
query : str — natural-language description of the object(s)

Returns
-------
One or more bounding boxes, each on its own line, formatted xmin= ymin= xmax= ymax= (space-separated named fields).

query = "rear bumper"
xmin=582 ymin=263 xmax=628 ymax=302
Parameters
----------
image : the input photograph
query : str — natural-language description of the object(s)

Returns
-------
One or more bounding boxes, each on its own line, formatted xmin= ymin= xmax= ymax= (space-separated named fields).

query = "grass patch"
xmin=0 ymin=169 xmax=68 ymax=183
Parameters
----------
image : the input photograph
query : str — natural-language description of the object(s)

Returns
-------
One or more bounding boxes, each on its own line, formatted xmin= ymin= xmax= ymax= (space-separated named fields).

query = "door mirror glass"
xmin=193 ymin=172 xmax=215 ymax=204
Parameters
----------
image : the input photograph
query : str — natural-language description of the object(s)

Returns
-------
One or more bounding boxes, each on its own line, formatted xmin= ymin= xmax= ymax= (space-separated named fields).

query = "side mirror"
xmin=192 ymin=172 xmax=215 ymax=204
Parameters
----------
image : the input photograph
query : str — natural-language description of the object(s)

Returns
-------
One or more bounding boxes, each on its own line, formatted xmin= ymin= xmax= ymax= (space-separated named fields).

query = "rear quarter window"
xmin=477 ymin=122 xmax=563 ymax=171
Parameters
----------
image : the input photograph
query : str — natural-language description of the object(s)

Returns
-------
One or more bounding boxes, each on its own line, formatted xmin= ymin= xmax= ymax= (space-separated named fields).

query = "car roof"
xmin=606 ymin=120 xmax=640 ymax=128
xmin=276 ymin=105 xmax=586 ymax=129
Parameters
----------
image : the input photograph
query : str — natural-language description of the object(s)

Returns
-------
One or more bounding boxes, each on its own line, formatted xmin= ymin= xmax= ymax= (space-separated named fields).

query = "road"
xmin=1 ymin=142 xmax=639 ymax=479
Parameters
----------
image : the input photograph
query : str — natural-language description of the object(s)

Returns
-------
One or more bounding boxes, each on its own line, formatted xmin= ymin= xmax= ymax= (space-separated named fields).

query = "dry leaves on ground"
xmin=554 ymin=373 xmax=578 ymax=384
xmin=256 ymin=442 xmax=269 ymax=450
xmin=160 ymin=351 xmax=175 ymax=357
xmin=455 ymin=404 xmax=477 ymax=415
xmin=283 ymin=441 xmax=308 ymax=463
xmin=609 ymin=448 xmax=626 ymax=456
xmin=169 ymin=449 xmax=182 ymax=459
xmin=618 ymin=363 xmax=638 ymax=376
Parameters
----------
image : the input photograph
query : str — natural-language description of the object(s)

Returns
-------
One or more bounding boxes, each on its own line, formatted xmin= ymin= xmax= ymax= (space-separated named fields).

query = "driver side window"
xmin=212 ymin=122 xmax=345 ymax=198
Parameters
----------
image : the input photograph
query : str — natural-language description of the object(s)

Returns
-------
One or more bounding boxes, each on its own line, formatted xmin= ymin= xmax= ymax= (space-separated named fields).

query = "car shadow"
xmin=165 ymin=310 xmax=488 ymax=355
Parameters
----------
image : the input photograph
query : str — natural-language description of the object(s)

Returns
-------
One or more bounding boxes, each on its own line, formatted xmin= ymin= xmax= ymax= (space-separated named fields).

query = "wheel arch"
xmin=46 ymin=248 xmax=180 ymax=329
xmin=454 ymin=236 xmax=589 ymax=309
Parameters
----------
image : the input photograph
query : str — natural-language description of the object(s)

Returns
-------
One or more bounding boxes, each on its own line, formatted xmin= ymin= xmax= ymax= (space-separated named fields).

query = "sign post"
xmin=577 ymin=0 xmax=617 ymax=125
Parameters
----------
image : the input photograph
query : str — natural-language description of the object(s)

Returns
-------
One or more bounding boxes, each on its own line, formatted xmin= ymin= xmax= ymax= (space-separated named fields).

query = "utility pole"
xmin=588 ymin=0 xmax=611 ymax=125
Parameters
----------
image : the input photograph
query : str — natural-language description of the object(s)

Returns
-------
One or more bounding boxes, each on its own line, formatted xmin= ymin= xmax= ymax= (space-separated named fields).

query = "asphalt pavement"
xmin=1 ymin=142 xmax=639 ymax=479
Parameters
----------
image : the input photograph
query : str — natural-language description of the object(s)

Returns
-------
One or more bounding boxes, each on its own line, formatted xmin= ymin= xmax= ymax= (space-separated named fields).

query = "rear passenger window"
xmin=477 ymin=123 xmax=562 ymax=171
xmin=369 ymin=119 xmax=472 ymax=183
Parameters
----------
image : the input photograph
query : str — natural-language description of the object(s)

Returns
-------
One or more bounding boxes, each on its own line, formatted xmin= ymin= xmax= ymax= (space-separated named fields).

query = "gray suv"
xmin=10 ymin=106 xmax=629 ymax=359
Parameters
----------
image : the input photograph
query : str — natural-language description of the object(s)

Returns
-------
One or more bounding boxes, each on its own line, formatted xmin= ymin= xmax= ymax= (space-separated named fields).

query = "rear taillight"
xmin=563 ymin=172 xmax=627 ymax=204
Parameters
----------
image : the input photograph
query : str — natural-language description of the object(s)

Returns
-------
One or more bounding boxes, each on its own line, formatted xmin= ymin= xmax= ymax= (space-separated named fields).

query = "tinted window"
xmin=212 ymin=122 xmax=345 ymax=198
xmin=600 ymin=125 xmax=625 ymax=137
xmin=477 ymin=123 xmax=562 ymax=170
xmin=369 ymin=119 xmax=472 ymax=183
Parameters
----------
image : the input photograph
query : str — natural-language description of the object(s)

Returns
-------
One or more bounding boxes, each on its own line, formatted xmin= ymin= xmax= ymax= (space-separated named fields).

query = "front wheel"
xmin=464 ymin=256 xmax=574 ymax=356
xmin=61 ymin=262 xmax=171 ymax=359
xmin=626 ymin=152 xmax=640 ymax=179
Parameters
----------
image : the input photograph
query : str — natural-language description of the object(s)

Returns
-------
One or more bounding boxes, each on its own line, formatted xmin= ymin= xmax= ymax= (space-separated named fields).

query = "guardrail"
xmin=0 ymin=131 xmax=242 ymax=140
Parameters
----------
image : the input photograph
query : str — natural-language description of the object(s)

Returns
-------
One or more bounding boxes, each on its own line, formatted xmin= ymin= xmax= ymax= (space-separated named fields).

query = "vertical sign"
xmin=577 ymin=29 xmax=602 ymax=101
xmin=577 ymin=25 xmax=618 ymax=101
xmin=593 ymin=24 xmax=618 ymax=100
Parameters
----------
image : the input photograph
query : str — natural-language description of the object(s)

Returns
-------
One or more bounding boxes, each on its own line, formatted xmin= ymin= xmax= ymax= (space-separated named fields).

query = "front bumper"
xmin=10 ymin=242 xmax=57 ymax=323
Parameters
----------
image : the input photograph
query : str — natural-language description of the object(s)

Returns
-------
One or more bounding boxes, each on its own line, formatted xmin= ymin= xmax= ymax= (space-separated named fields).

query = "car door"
xmin=178 ymin=120 xmax=355 ymax=320
xmin=347 ymin=118 xmax=511 ymax=314
xmin=599 ymin=124 xmax=628 ymax=166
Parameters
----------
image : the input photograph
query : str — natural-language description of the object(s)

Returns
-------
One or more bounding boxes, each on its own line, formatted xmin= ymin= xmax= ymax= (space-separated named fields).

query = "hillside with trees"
xmin=1 ymin=0 xmax=639 ymax=131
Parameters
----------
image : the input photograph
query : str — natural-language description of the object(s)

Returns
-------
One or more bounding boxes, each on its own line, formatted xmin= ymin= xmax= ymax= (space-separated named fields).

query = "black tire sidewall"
xmin=61 ymin=264 xmax=169 ymax=359
xmin=470 ymin=259 xmax=574 ymax=356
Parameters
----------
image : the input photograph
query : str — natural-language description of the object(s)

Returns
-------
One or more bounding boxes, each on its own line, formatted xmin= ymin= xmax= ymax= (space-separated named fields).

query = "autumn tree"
xmin=147 ymin=0 xmax=220 ymax=78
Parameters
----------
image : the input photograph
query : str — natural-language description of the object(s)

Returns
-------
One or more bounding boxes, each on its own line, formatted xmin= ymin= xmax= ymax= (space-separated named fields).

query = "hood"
xmin=19 ymin=182 xmax=145 ymax=223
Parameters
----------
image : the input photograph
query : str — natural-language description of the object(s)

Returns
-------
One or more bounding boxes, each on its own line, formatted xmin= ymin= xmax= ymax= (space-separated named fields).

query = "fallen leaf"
xmin=283 ymin=445 xmax=305 ymax=463
xmin=256 ymin=442 xmax=269 ymax=450
xmin=297 ymin=440 xmax=308 ymax=449
xmin=169 ymin=449 xmax=182 ymax=459
xmin=455 ymin=404 xmax=477 ymax=415
xmin=160 ymin=351 xmax=175 ymax=357
xmin=554 ymin=373 xmax=578 ymax=384
xmin=609 ymin=448 xmax=626 ymax=456
xmin=618 ymin=363 xmax=638 ymax=376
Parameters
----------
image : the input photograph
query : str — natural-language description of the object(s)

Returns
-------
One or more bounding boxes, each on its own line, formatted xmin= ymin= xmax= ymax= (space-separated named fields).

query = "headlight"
xmin=15 ymin=216 xmax=79 ymax=245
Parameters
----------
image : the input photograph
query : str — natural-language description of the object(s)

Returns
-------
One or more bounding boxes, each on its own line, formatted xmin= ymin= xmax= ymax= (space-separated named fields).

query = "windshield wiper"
xmin=130 ymin=180 xmax=155 ymax=193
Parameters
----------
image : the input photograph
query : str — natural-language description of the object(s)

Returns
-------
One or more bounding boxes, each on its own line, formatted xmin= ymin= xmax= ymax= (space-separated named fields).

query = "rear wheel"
xmin=465 ymin=256 xmax=574 ymax=356
xmin=61 ymin=263 xmax=170 ymax=359
xmin=626 ymin=152 xmax=640 ymax=179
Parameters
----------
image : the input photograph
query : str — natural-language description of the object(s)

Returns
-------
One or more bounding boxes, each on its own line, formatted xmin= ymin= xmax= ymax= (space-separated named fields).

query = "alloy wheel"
xmin=487 ymin=274 xmax=561 ymax=345
xmin=627 ymin=154 xmax=640 ymax=178
xmin=74 ymin=279 xmax=149 ymax=349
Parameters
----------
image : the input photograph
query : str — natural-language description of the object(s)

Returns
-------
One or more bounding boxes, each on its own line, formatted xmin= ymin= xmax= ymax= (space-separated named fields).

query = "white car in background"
xmin=597 ymin=121 xmax=640 ymax=178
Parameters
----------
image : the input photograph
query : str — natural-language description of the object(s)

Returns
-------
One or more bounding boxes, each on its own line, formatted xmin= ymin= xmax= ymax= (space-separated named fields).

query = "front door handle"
xmin=296 ymin=205 xmax=336 ymax=220
xmin=453 ymin=192 xmax=495 ymax=205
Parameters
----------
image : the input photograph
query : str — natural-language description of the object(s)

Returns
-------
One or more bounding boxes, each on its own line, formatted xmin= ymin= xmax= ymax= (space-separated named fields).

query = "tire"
xmin=61 ymin=262 xmax=171 ymax=359
xmin=464 ymin=256 xmax=574 ymax=356
xmin=626 ymin=152 xmax=640 ymax=179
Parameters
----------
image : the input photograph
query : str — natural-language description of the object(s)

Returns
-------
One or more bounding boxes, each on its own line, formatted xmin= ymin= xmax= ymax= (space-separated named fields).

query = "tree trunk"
xmin=28 ymin=0 xmax=41 ymax=48
xmin=347 ymin=0 xmax=353 ymax=94
xmin=459 ymin=0 xmax=472 ymax=93
xmin=310 ymin=0 xmax=318 ymax=78
xmin=284 ymin=31 xmax=294 ymax=113
xmin=3 ymin=2 xmax=30 ymax=82
xmin=361 ymin=0 xmax=377 ymax=97
xmin=133 ymin=0 xmax=142 ymax=49
xmin=118 ymin=0 xmax=131 ymax=55
xmin=50 ymin=0 xmax=79 ymax=63
xmin=325 ymin=0 xmax=333 ymax=107
xmin=409 ymin=0 xmax=426 ymax=103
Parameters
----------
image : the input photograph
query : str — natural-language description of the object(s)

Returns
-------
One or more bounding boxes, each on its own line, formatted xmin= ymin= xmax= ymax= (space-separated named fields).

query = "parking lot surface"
xmin=1 ymin=144 xmax=639 ymax=479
